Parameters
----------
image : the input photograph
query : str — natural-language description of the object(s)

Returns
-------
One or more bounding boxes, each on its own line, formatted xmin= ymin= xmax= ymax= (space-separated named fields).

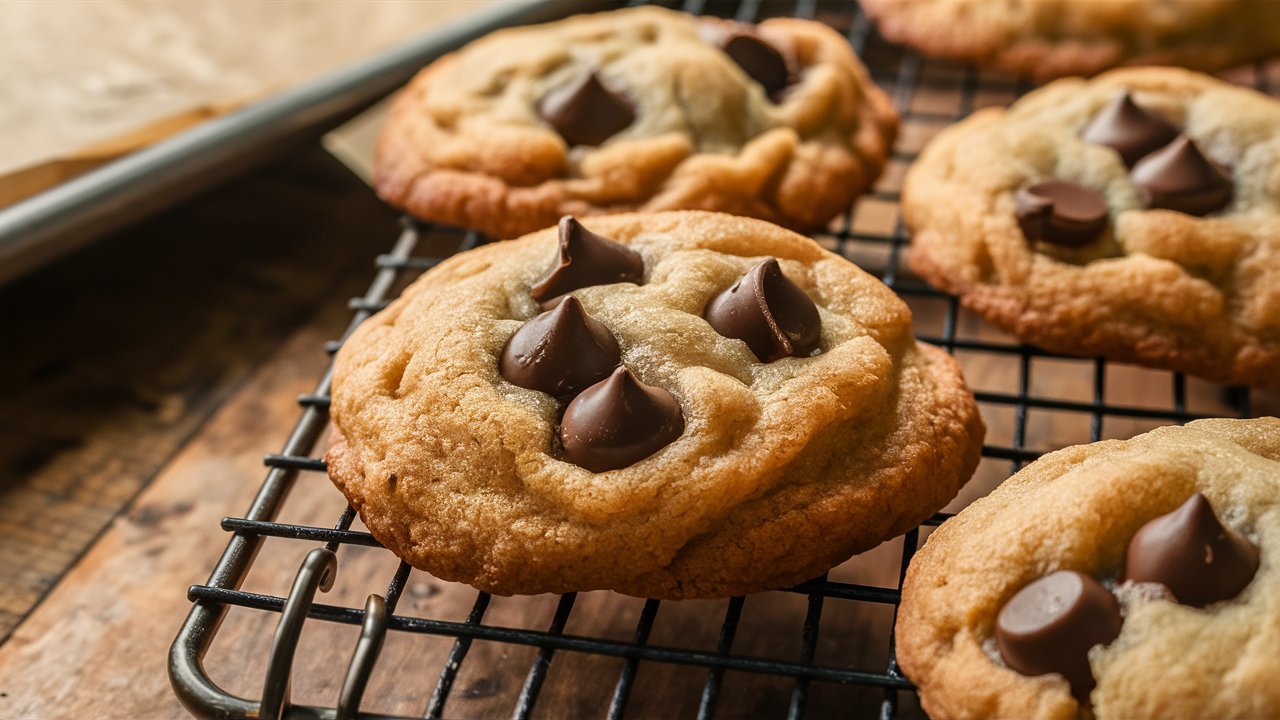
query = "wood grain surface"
xmin=0 ymin=147 xmax=396 ymax=636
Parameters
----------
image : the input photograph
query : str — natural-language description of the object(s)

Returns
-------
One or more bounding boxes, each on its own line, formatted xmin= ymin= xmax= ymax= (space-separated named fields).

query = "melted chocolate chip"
xmin=704 ymin=259 xmax=821 ymax=362
xmin=1124 ymin=493 xmax=1260 ymax=608
xmin=1015 ymin=180 xmax=1110 ymax=247
xmin=537 ymin=70 xmax=636 ymax=147
xmin=531 ymin=217 xmax=644 ymax=303
xmin=1130 ymin=135 xmax=1233 ymax=216
xmin=1081 ymin=91 xmax=1180 ymax=167
xmin=560 ymin=366 xmax=684 ymax=472
xmin=996 ymin=570 xmax=1122 ymax=699
xmin=724 ymin=32 xmax=790 ymax=96
xmin=499 ymin=296 xmax=620 ymax=397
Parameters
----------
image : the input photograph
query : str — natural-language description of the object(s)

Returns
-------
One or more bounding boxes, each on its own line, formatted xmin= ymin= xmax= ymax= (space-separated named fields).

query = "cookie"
xmin=902 ymin=67 xmax=1280 ymax=387
xmin=896 ymin=417 xmax=1280 ymax=720
xmin=325 ymin=211 xmax=984 ymax=599
xmin=372 ymin=6 xmax=898 ymax=239
xmin=861 ymin=0 xmax=1280 ymax=83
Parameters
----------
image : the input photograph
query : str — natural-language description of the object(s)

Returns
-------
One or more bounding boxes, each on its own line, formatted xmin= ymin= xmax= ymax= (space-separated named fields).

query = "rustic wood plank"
xmin=0 ymin=293 xmax=357 ymax=718
xmin=0 ymin=147 xmax=399 ymax=638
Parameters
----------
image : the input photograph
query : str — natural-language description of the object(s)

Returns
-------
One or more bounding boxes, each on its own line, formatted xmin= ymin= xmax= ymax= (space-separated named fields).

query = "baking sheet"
xmin=0 ymin=1 xmax=508 ymax=207
xmin=0 ymin=0 xmax=606 ymax=285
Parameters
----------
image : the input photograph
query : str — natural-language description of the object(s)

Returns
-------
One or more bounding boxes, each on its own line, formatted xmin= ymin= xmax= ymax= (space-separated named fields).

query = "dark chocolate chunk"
xmin=705 ymin=258 xmax=821 ymax=362
xmin=499 ymin=296 xmax=620 ymax=397
xmin=1081 ymin=91 xmax=1180 ymax=167
xmin=560 ymin=366 xmax=684 ymax=472
xmin=724 ymin=32 xmax=790 ymax=96
xmin=1130 ymin=135 xmax=1233 ymax=216
xmin=531 ymin=216 xmax=644 ymax=303
xmin=996 ymin=570 xmax=1122 ymax=699
xmin=1124 ymin=493 xmax=1260 ymax=608
xmin=1015 ymin=180 xmax=1110 ymax=247
xmin=537 ymin=70 xmax=635 ymax=147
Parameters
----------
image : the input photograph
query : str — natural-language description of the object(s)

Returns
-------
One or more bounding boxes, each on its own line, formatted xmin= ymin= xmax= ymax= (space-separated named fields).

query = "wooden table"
xmin=0 ymin=146 xmax=398 ymax=716
xmin=2 ymin=34 xmax=1278 ymax=720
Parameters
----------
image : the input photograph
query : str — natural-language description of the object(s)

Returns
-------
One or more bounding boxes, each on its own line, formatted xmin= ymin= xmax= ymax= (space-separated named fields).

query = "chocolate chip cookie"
xmin=373 ymin=6 xmax=898 ymax=239
xmin=903 ymin=67 xmax=1280 ymax=387
xmin=325 ymin=211 xmax=984 ymax=599
xmin=897 ymin=417 xmax=1280 ymax=719
xmin=861 ymin=0 xmax=1280 ymax=82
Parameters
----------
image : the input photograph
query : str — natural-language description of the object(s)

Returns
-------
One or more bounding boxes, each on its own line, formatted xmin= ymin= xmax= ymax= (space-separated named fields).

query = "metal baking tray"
xmin=0 ymin=0 xmax=608 ymax=286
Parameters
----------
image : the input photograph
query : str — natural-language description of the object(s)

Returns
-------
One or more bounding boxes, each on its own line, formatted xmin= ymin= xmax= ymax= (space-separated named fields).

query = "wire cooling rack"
xmin=170 ymin=1 xmax=1276 ymax=718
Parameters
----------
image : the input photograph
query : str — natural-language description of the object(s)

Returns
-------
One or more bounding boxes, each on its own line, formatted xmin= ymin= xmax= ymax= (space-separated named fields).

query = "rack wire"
xmin=170 ymin=1 xmax=1276 ymax=718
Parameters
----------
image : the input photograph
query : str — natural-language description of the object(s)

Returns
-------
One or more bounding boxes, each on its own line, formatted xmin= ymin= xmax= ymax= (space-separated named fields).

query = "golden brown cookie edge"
xmin=901 ymin=68 xmax=1280 ymax=388
xmin=323 ymin=210 xmax=985 ymax=599
xmin=861 ymin=0 xmax=1280 ymax=83
xmin=371 ymin=10 xmax=899 ymax=239
xmin=894 ymin=417 xmax=1280 ymax=720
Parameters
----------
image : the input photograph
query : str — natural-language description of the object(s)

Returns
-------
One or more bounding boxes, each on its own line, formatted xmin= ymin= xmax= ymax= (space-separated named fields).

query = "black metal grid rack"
xmin=169 ymin=1 xmax=1276 ymax=718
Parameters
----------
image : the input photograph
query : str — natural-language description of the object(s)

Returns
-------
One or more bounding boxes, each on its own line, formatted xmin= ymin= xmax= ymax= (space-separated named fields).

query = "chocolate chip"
xmin=537 ymin=70 xmax=635 ymax=147
xmin=499 ymin=296 xmax=620 ymax=397
xmin=699 ymin=22 xmax=792 ymax=97
xmin=996 ymin=570 xmax=1122 ymax=699
xmin=559 ymin=366 xmax=684 ymax=472
xmin=704 ymin=258 xmax=821 ymax=362
xmin=1081 ymin=91 xmax=1180 ymax=167
xmin=531 ymin=216 xmax=644 ymax=304
xmin=1130 ymin=135 xmax=1233 ymax=216
xmin=1014 ymin=180 xmax=1110 ymax=247
xmin=724 ymin=32 xmax=790 ymax=96
xmin=1124 ymin=493 xmax=1259 ymax=608
xmin=532 ymin=213 xmax=650 ymax=301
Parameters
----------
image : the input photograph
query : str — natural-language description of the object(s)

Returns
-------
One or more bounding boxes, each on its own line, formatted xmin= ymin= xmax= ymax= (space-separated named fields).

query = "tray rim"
xmin=0 ymin=0 xmax=608 ymax=287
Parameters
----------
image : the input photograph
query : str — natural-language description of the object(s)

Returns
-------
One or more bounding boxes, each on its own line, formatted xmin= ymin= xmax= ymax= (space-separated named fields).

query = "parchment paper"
xmin=0 ymin=0 xmax=496 ymax=207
